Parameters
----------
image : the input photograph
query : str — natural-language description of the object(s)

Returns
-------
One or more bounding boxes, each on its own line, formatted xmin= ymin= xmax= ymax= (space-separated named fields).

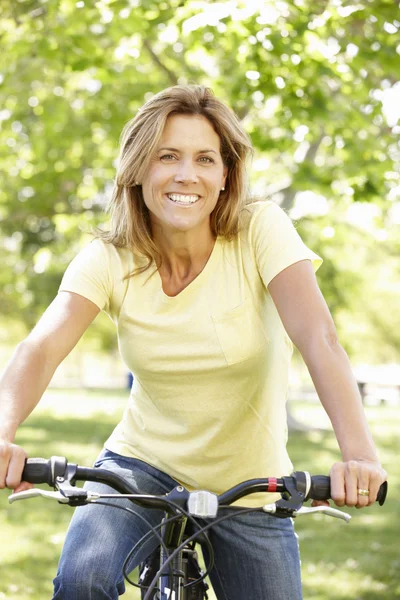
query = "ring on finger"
xmin=357 ymin=488 xmax=369 ymax=497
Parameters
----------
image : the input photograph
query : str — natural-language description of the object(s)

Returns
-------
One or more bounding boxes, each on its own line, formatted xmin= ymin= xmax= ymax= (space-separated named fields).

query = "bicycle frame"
xmin=159 ymin=513 xmax=190 ymax=599
xmin=148 ymin=487 xmax=209 ymax=599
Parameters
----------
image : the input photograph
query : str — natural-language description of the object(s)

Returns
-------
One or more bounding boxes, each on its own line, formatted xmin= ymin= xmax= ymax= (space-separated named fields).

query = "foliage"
xmin=0 ymin=0 xmax=399 ymax=356
xmin=296 ymin=210 xmax=400 ymax=363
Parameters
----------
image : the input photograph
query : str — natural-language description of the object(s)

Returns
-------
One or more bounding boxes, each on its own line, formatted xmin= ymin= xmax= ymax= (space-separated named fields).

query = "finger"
xmin=344 ymin=461 xmax=359 ymax=507
xmin=330 ymin=462 xmax=346 ymax=506
xmin=355 ymin=464 xmax=370 ymax=509
xmin=5 ymin=446 xmax=27 ymax=489
xmin=312 ymin=500 xmax=330 ymax=507
xmin=367 ymin=467 xmax=387 ymax=507
xmin=13 ymin=481 xmax=34 ymax=493
xmin=0 ymin=444 xmax=12 ymax=488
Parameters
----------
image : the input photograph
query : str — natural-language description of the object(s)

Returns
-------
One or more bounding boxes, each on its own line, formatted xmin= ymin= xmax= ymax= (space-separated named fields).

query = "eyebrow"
xmin=157 ymin=147 xmax=218 ymax=154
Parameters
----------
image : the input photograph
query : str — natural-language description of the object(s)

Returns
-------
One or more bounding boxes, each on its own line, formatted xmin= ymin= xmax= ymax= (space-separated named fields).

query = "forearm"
xmin=301 ymin=337 xmax=379 ymax=463
xmin=0 ymin=340 xmax=57 ymax=442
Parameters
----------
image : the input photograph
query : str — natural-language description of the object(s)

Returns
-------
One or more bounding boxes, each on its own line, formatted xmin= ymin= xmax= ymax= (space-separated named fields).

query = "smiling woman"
xmin=0 ymin=84 xmax=387 ymax=600
xmin=98 ymin=85 xmax=253 ymax=281
xmin=141 ymin=114 xmax=226 ymax=245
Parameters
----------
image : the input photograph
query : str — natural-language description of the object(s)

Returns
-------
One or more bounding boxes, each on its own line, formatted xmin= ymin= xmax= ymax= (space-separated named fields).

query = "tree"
xmin=1 ymin=0 xmax=399 ymax=357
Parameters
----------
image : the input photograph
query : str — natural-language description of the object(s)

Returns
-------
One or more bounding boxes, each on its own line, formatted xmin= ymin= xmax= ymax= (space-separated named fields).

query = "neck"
xmin=154 ymin=227 xmax=216 ymax=280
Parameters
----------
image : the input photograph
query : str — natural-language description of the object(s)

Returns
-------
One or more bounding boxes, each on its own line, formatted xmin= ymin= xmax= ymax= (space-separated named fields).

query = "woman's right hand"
xmin=0 ymin=440 xmax=33 ymax=492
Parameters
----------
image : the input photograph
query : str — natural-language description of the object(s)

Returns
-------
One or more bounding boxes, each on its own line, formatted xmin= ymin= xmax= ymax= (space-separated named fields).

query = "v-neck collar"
xmin=157 ymin=237 xmax=222 ymax=302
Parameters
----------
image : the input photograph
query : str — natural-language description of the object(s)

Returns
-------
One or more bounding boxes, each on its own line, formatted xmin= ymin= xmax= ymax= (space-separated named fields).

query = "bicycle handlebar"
xmin=9 ymin=457 xmax=387 ymax=600
xmin=20 ymin=456 xmax=388 ymax=507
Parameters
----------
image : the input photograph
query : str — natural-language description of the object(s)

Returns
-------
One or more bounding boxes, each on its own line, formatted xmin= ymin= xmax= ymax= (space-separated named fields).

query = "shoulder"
xmin=79 ymin=238 xmax=135 ymax=276
xmin=240 ymin=200 xmax=292 ymax=237
xmin=241 ymin=199 xmax=287 ymax=221
xmin=61 ymin=238 xmax=137 ymax=315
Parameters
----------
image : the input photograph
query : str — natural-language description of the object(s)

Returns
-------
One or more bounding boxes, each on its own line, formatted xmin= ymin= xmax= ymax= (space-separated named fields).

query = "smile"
xmin=166 ymin=193 xmax=200 ymax=205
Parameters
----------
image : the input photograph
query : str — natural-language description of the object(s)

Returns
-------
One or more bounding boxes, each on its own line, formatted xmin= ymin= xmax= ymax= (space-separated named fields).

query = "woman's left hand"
xmin=312 ymin=459 xmax=387 ymax=509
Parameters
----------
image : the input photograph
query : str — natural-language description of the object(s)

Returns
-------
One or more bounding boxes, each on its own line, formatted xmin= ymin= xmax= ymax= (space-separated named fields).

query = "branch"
xmin=279 ymin=186 xmax=297 ymax=211
xmin=280 ymin=133 xmax=325 ymax=211
xmin=142 ymin=38 xmax=179 ymax=86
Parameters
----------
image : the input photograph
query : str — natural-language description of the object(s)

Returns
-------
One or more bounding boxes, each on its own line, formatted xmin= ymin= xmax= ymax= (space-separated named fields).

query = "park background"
xmin=0 ymin=0 xmax=399 ymax=598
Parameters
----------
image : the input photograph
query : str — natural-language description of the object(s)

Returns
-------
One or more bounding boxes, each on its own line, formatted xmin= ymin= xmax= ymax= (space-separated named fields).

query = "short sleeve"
xmin=249 ymin=201 xmax=322 ymax=287
xmin=59 ymin=239 xmax=113 ymax=312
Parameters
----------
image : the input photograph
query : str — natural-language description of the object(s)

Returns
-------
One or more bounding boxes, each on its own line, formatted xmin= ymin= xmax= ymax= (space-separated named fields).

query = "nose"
xmin=173 ymin=159 xmax=199 ymax=184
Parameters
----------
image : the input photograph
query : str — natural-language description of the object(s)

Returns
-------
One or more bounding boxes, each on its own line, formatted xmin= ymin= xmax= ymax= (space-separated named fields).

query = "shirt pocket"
xmin=211 ymin=298 xmax=268 ymax=365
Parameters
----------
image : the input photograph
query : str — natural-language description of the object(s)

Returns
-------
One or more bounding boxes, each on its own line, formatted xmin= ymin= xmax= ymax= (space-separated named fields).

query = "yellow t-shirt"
xmin=60 ymin=201 xmax=322 ymax=507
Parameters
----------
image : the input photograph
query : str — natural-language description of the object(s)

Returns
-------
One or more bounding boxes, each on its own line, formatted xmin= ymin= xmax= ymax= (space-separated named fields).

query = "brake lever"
xmin=8 ymin=489 xmax=70 ymax=504
xmin=262 ymin=502 xmax=351 ymax=523
xmin=294 ymin=506 xmax=351 ymax=523
xmin=8 ymin=488 xmax=101 ymax=505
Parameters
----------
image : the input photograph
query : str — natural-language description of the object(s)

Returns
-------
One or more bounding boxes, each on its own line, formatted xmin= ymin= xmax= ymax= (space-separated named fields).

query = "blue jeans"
xmin=53 ymin=449 xmax=303 ymax=599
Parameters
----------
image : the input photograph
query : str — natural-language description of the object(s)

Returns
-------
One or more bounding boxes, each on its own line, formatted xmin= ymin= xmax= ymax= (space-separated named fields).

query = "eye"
xmin=198 ymin=156 xmax=214 ymax=163
xmin=160 ymin=154 xmax=177 ymax=161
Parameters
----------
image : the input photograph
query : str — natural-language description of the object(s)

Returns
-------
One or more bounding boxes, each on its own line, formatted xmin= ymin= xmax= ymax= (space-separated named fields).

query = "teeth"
xmin=168 ymin=194 xmax=199 ymax=204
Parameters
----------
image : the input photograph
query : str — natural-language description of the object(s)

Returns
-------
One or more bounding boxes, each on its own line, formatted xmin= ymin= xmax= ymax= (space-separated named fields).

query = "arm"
xmin=268 ymin=259 xmax=387 ymax=508
xmin=0 ymin=291 xmax=100 ymax=490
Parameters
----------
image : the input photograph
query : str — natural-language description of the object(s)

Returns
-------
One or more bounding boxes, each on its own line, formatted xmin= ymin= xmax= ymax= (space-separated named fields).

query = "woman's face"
xmin=141 ymin=114 xmax=227 ymax=237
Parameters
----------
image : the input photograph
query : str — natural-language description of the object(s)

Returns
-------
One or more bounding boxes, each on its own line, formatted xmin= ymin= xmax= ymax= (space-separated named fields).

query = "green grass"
xmin=0 ymin=389 xmax=399 ymax=599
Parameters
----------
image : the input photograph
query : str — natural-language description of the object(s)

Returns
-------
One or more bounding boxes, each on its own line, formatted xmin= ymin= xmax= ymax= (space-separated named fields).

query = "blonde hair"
xmin=98 ymin=84 xmax=253 ymax=274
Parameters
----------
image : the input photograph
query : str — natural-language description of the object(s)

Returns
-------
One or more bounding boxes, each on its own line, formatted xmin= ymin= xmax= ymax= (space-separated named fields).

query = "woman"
xmin=0 ymin=85 xmax=387 ymax=599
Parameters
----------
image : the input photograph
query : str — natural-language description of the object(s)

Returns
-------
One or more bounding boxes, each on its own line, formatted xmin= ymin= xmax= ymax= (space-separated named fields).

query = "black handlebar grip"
xmin=308 ymin=475 xmax=388 ymax=506
xmin=22 ymin=458 xmax=53 ymax=485
xmin=377 ymin=481 xmax=388 ymax=506
xmin=22 ymin=456 xmax=68 ymax=486
xmin=308 ymin=475 xmax=331 ymax=501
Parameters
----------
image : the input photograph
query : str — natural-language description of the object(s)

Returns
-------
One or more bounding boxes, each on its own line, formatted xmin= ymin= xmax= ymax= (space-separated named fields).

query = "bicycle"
xmin=9 ymin=456 xmax=388 ymax=600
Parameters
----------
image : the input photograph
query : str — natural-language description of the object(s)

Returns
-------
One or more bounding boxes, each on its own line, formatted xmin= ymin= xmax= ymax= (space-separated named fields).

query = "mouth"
xmin=166 ymin=193 xmax=201 ymax=206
